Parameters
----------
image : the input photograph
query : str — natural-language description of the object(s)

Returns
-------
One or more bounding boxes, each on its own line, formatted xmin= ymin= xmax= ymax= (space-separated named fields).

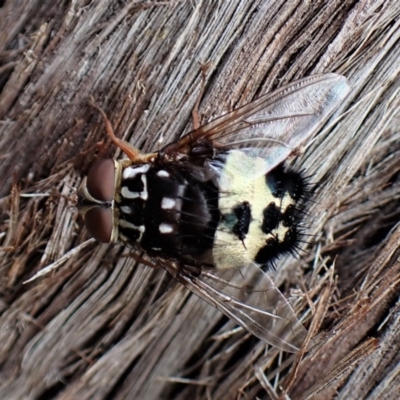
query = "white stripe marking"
xmin=157 ymin=170 xmax=169 ymax=178
xmin=159 ymin=223 xmax=173 ymax=234
xmin=121 ymin=175 xmax=148 ymax=201
xmin=120 ymin=206 xmax=132 ymax=214
xmin=161 ymin=197 xmax=176 ymax=209
xmin=119 ymin=220 xmax=145 ymax=241
xmin=123 ymin=164 xmax=150 ymax=179
xmin=177 ymin=184 xmax=186 ymax=198
xmin=141 ymin=174 xmax=148 ymax=201
xmin=121 ymin=186 xmax=140 ymax=199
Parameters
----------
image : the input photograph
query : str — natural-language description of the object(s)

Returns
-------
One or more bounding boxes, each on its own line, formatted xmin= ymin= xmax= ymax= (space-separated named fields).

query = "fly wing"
xmin=162 ymin=73 xmax=350 ymax=171
xmin=162 ymin=260 xmax=306 ymax=352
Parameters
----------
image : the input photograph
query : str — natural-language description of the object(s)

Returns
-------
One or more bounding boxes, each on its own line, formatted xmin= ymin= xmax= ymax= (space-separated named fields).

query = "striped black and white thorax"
xmin=115 ymin=162 xmax=219 ymax=260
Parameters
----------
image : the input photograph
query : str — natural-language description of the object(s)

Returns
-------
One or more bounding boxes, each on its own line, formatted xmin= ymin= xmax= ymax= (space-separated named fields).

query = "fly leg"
xmin=89 ymin=97 xmax=156 ymax=163
xmin=192 ymin=62 xmax=212 ymax=130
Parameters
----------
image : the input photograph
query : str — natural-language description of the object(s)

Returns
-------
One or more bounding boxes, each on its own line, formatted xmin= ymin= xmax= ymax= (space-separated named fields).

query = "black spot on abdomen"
xmin=266 ymin=164 xmax=306 ymax=201
xmin=232 ymin=202 xmax=251 ymax=241
xmin=261 ymin=202 xmax=280 ymax=233
xmin=256 ymin=163 xmax=311 ymax=270
xmin=255 ymin=227 xmax=301 ymax=268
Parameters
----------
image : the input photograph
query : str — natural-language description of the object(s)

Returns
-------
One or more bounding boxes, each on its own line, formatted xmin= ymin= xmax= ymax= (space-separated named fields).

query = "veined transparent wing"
xmin=162 ymin=73 xmax=350 ymax=171
xmin=162 ymin=260 xmax=306 ymax=352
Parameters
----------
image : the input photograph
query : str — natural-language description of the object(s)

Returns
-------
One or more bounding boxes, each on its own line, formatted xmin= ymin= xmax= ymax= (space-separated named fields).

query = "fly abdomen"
xmin=212 ymin=150 xmax=310 ymax=270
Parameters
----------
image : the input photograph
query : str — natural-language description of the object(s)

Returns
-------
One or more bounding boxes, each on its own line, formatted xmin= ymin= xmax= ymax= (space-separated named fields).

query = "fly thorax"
xmin=116 ymin=163 xmax=219 ymax=259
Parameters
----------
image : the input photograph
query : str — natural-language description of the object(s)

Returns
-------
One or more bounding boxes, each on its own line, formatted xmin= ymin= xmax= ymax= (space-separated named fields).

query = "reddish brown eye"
xmin=84 ymin=207 xmax=113 ymax=243
xmin=86 ymin=159 xmax=115 ymax=202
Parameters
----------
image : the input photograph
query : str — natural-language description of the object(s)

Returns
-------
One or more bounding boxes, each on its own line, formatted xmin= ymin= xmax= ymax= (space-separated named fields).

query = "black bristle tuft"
xmin=258 ymin=163 xmax=315 ymax=271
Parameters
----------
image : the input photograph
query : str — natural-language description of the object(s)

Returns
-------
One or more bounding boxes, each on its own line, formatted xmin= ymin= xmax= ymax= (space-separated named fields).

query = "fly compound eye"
xmin=86 ymin=159 xmax=115 ymax=202
xmin=84 ymin=207 xmax=113 ymax=243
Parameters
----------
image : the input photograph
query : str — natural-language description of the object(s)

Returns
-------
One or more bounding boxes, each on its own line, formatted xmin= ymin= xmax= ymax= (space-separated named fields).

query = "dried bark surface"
xmin=1 ymin=1 xmax=400 ymax=399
